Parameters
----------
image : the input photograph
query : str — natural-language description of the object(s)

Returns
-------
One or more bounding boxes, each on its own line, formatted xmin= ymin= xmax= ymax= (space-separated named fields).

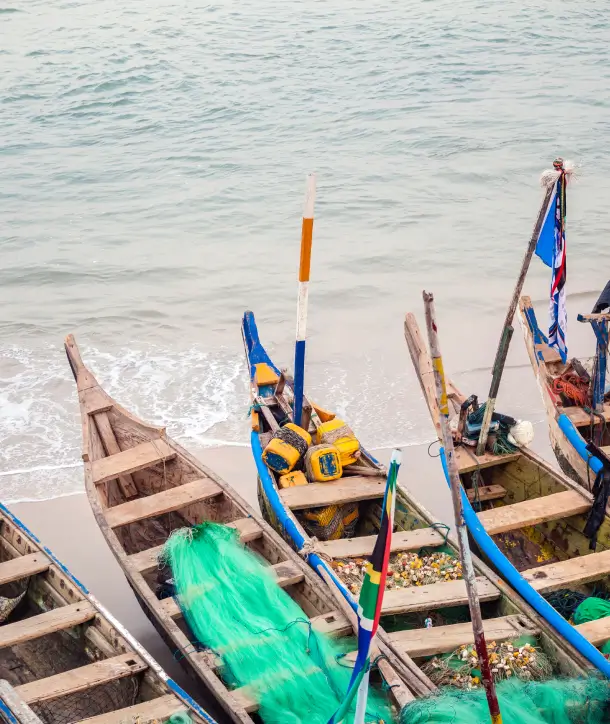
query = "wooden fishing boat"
xmin=405 ymin=310 xmax=610 ymax=676
xmin=518 ymin=294 xmax=610 ymax=490
xmin=241 ymin=309 xmax=596 ymax=692
xmin=64 ymin=335 xmax=419 ymax=721
xmin=0 ymin=500 xmax=216 ymax=724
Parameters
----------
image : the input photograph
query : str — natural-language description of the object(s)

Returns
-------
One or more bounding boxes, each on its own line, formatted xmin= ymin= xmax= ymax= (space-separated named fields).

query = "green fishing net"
xmin=162 ymin=522 xmax=393 ymax=724
xmin=400 ymin=676 xmax=609 ymax=724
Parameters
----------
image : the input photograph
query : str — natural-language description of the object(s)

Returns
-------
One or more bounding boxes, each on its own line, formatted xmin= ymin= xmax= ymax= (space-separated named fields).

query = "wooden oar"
xmin=423 ymin=290 xmax=503 ymax=724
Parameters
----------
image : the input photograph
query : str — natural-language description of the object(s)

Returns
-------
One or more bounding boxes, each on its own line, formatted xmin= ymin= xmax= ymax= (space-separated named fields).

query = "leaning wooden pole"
xmin=423 ymin=291 xmax=503 ymax=724
xmin=293 ymin=173 xmax=316 ymax=428
xmin=476 ymin=160 xmax=562 ymax=455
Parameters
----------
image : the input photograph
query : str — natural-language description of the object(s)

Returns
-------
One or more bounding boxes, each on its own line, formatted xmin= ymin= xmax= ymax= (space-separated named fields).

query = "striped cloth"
xmin=328 ymin=450 xmax=400 ymax=724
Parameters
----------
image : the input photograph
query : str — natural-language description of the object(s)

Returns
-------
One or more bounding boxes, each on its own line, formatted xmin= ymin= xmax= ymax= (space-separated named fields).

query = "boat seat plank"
xmin=477 ymin=490 xmax=591 ymax=535
xmin=455 ymin=447 xmax=520 ymax=474
xmin=159 ymin=561 xmax=305 ymax=618
xmin=280 ymin=476 xmax=386 ymax=510
xmin=466 ymin=485 xmax=507 ymax=503
xmin=76 ymin=694 xmax=185 ymax=723
xmin=0 ymin=602 xmax=96 ymax=649
xmin=565 ymin=404 xmax=610 ymax=428
xmin=231 ymin=687 xmax=258 ymax=713
xmin=0 ymin=553 xmax=49 ymax=586
xmin=388 ymin=615 xmax=539 ymax=657
xmin=310 ymin=610 xmax=352 ymax=637
xmin=317 ymin=528 xmax=445 ymax=560
xmin=522 ymin=549 xmax=610 ymax=593
xmin=575 ymin=615 xmax=610 ymax=646
xmin=106 ymin=479 xmax=222 ymax=529
xmin=91 ymin=440 xmax=176 ymax=486
xmin=129 ymin=517 xmax=263 ymax=573
xmin=93 ymin=411 xmax=138 ymax=498
xmin=15 ymin=653 xmax=148 ymax=705
xmin=381 ymin=578 xmax=500 ymax=615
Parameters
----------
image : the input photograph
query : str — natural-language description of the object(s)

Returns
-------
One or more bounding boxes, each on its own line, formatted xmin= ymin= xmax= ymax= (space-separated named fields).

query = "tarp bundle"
xmin=400 ymin=676 xmax=609 ymax=724
xmin=162 ymin=522 xmax=392 ymax=724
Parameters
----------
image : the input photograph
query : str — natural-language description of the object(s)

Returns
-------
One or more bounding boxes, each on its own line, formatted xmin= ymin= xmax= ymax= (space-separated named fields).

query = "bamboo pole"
xmin=293 ymin=173 xmax=316 ymax=428
xmin=423 ymin=291 xmax=503 ymax=724
xmin=476 ymin=162 xmax=560 ymax=455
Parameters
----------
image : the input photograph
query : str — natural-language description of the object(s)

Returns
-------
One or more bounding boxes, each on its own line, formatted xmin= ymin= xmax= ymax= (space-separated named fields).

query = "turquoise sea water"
xmin=2 ymin=1 xmax=610 ymax=500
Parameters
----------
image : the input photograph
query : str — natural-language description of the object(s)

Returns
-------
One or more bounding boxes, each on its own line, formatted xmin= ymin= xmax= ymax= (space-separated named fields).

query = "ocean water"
xmin=2 ymin=0 xmax=610 ymax=501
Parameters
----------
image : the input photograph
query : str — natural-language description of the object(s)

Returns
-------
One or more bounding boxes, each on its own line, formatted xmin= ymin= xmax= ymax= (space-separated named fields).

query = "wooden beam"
xmin=466 ymin=485 xmax=507 ymax=503
xmin=159 ymin=561 xmax=304 ymax=619
xmin=575 ymin=615 xmax=610 ymax=646
xmin=93 ymin=412 xmax=138 ymax=498
xmin=105 ymin=478 xmax=222 ymax=529
xmin=381 ymin=577 xmax=500 ymax=615
xmin=309 ymin=610 xmax=352 ymax=637
xmin=16 ymin=654 xmax=147 ymax=705
xmin=91 ymin=439 xmax=176 ymax=486
xmin=316 ymin=527 xmax=445 ymax=559
xmin=75 ymin=694 xmax=185 ymax=724
xmin=280 ymin=476 xmax=385 ymax=510
xmin=128 ymin=517 xmax=262 ymax=573
xmin=455 ymin=447 xmax=520 ymax=474
xmin=477 ymin=490 xmax=591 ymax=535
xmin=0 ymin=602 xmax=96 ymax=649
xmin=388 ymin=615 xmax=538 ymax=658
xmin=0 ymin=553 xmax=49 ymax=586
xmin=231 ymin=687 xmax=257 ymax=713
xmin=522 ymin=549 xmax=610 ymax=593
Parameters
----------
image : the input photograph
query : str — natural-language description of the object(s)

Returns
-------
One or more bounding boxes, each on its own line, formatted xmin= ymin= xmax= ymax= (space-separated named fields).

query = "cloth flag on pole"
xmin=327 ymin=450 xmax=400 ymax=724
xmin=535 ymin=167 xmax=568 ymax=363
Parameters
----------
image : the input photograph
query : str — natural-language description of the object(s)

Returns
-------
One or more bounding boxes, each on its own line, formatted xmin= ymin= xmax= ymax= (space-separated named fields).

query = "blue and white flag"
xmin=535 ymin=165 xmax=568 ymax=363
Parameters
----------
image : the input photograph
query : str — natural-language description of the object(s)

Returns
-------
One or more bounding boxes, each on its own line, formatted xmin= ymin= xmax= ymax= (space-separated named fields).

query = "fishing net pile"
xmin=331 ymin=551 xmax=462 ymax=597
xmin=399 ymin=676 xmax=610 ymax=724
xmin=162 ymin=522 xmax=393 ymax=724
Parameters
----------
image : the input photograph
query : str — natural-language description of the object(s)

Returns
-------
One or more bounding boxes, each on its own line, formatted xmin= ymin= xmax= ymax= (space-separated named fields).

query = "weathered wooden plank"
xmin=76 ymin=694 xmax=184 ymax=723
xmin=16 ymin=653 xmax=147 ymax=705
xmin=91 ymin=439 xmax=176 ymax=485
xmin=93 ymin=411 xmax=138 ymax=498
xmin=455 ymin=447 xmax=520 ymax=474
xmin=565 ymin=404 xmax=610 ymax=428
xmin=159 ymin=561 xmax=305 ymax=619
xmin=310 ymin=610 xmax=352 ymax=637
xmin=477 ymin=490 xmax=591 ymax=535
xmin=575 ymin=615 xmax=610 ymax=646
xmin=0 ymin=553 xmax=49 ymax=586
xmin=381 ymin=578 xmax=500 ymax=615
xmin=466 ymin=485 xmax=507 ymax=503
xmin=106 ymin=478 xmax=222 ymax=529
xmin=388 ymin=615 xmax=538 ymax=657
xmin=522 ymin=549 xmax=610 ymax=593
xmin=317 ymin=528 xmax=444 ymax=560
xmin=128 ymin=517 xmax=262 ymax=573
xmin=0 ymin=602 xmax=96 ymax=649
xmin=231 ymin=687 xmax=257 ymax=713
xmin=280 ymin=476 xmax=385 ymax=510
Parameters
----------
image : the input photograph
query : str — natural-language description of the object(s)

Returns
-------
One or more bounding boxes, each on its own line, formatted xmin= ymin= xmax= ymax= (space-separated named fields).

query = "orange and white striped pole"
xmin=293 ymin=173 xmax=316 ymax=427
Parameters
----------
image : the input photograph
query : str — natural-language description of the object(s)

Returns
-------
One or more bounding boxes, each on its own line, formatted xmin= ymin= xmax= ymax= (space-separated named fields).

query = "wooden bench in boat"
xmin=279 ymin=476 xmax=386 ymax=510
xmin=74 ymin=693 xmax=187 ymax=724
xmin=15 ymin=653 xmax=148 ymax=705
xmin=466 ymin=485 xmax=507 ymax=503
xmin=0 ymin=601 xmax=96 ymax=649
xmin=522 ymin=548 xmax=610 ymax=593
xmin=575 ymin=615 xmax=610 ymax=646
xmin=564 ymin=404 xmax=610 ymax=428
xmin=309 ymin=610 xmax=352 ymax=638
xmin=387 ymin=615 xmax=539 ymax=658
xmin=129 ymin=517 xmax=263 ymax=573
xmin=477 ymin=490 xmax=591 ymax=535
xmin=381 ymin=577 xmax=500 ymax=616
xmin=158 ymin=560 xmax=305 ymax=619
xmin=105 ymin=478 xmax=222 ymax=529
xmin=316 ymin=528 xmax=445 ymax=559
xmin=91 ymin=439 xmax=176 ymax=486
xmin=0 ymin=553 xmax=49 ymax=585
xmin=455 ymin=447 xmax=520 ymax=474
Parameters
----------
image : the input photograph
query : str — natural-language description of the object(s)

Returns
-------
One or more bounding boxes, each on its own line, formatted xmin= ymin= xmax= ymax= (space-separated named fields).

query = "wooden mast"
xmin=423 ymin=291 xmax=503 ymax=724
xmin=476 ymin=161 xmax=561 ymax=455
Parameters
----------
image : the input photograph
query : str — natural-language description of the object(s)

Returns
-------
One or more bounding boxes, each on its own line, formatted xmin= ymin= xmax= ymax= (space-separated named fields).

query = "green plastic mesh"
xmin=399 ymin=677 xmax=609 ymax=724
xmin=162 ymin=522 xmax=393 ymax=724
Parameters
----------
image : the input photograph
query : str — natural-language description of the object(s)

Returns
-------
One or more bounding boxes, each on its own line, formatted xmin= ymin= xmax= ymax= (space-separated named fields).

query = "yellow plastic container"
xmin=303 ymin=503 xmax=359 ymax=541
xmin=316 ymin=418 xmax=360 ymax=466
xmin=305 ymin=444 xmax=342 ymax=482
xmin=278 ymin=471 xmax=309 ymax=489
xmin=262 ymin=423 xmax=312 ymax=474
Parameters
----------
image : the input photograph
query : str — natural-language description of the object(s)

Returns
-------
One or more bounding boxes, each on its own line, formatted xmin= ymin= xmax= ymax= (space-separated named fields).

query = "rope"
xmin=553 ymin=372 xmax=589 ymax=407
